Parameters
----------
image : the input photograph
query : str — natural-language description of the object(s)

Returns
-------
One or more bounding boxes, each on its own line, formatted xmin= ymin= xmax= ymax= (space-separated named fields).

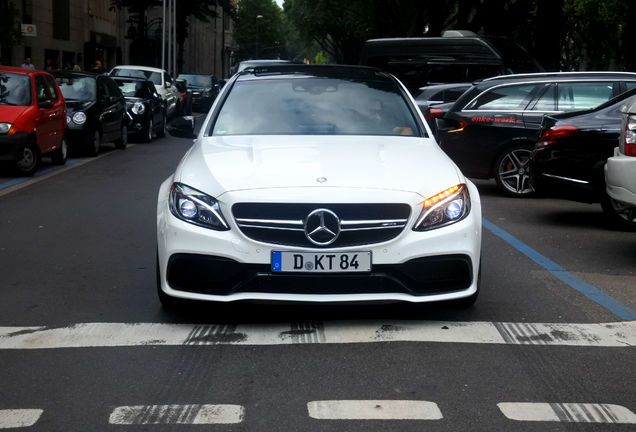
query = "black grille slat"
xmin=232 ymin=203 xmax=411 ymax=248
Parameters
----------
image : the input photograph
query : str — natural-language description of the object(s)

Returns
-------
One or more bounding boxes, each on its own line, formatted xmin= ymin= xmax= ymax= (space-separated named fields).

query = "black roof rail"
xmin=244 ymin=64 xmax=386 ymax=79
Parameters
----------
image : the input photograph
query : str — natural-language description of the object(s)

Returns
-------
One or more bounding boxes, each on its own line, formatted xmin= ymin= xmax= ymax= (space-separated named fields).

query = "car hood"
xmin=0 ymin=105 xmax=30 ymax=122
xmin=175 ymin=135 xmax=463 ymax=198
xmin=65 ymin=100 xmax=95 ymax=113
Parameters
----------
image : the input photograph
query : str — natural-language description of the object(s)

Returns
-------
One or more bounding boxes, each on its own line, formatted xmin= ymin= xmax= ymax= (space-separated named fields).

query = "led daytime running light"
xmin=424 ymin=185 xmax=460 ymax=208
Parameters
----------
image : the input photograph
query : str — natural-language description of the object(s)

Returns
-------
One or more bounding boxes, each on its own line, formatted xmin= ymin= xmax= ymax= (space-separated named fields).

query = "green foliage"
xmin=234 ymin=0 xmax=284 ymax=61
xmin=313 ymin=51 xmax=327 ymax=64
xmin=282 ymin=0 xmax=636 ymax=71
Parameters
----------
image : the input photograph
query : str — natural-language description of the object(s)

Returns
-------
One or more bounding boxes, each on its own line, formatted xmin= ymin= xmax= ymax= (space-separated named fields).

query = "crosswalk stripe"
xmin=0 ymin=320 xmax=634 ymax=350
xmin=307 ymin=400 xmax=442 ymax=420
xmin=0 ymin=409 xmax=43 ymax=429
xmin=108 ymin=404 xmax=244 ymax=425
xmin=498 ymin=403 xmax=636 ymax=423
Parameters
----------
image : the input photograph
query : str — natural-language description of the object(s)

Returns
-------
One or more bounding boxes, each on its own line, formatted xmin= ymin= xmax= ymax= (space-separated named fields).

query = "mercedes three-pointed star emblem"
xmin=304 ymin=208 xmax=341 ymax=246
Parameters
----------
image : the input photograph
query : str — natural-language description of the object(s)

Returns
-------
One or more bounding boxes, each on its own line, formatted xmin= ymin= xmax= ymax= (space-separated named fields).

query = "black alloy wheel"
xmin=494 ymin=144 xmax=535 ymax=197
xmin=50 ymin=135 xmax=68 ymax=165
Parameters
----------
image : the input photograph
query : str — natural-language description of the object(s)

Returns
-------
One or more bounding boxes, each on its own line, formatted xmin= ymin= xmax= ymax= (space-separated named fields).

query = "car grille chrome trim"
xmin=236 ymin=218 xmax=408 ymax=231
xmin=232 ymin=203 xmax=411 ymax=248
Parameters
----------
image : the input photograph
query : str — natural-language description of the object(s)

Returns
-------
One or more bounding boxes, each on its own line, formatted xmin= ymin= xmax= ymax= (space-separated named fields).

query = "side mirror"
xmin=167 ymin=116 xmax=196 ymax=139
xmin=38 ymin=100 xmax=53 ymax=109
xmin=165 ymin=81 xmax=172 ymax=89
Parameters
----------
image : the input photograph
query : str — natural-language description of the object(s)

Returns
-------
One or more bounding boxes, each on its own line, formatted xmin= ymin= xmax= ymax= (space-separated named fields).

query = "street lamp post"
xmin=255 ymin=15 xmax=263 ymax=59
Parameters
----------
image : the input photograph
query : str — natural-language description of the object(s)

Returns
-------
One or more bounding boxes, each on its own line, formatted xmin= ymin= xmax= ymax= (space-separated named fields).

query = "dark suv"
xmin=436 ymin=72 xmax=636 ymax=197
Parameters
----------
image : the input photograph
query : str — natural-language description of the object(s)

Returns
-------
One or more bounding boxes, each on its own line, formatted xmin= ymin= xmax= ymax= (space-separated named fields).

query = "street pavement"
xmin=0 ymin=123 xmax=635 ymax=431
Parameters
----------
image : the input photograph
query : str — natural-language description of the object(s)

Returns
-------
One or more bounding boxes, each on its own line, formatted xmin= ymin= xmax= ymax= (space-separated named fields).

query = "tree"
xmin=234 ymin=0 xmax=284 ymax=61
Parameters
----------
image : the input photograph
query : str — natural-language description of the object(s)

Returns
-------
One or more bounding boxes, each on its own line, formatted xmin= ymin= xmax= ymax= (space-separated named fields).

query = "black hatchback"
xmin=53 ymin=71 xmax=127 ymax=156
xmin=436 ymin=72 xmax=636 ymax=197
xmin=111 ymin=76 xmax=167 ymax=142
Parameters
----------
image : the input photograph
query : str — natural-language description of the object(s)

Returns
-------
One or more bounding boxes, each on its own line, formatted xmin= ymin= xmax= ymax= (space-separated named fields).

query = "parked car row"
xmin=415 ymin=71 xmax=636 ymax=230
xmin=0 ymin=63 xmax=206 ymax=176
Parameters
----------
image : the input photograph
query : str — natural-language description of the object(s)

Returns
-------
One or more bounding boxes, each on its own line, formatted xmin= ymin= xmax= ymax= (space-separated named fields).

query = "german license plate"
xmin=271 ymin=251 xmax=371 ymax=273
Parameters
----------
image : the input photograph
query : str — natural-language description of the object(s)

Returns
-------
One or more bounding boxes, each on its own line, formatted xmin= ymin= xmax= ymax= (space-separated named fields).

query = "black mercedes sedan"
xmin=112 ymin=76 xmax=167 ymax=142
xmin=531 ymin=88 xmax=636 ymax=230
xmin=53 ymin=71 xmax=127 ymax=156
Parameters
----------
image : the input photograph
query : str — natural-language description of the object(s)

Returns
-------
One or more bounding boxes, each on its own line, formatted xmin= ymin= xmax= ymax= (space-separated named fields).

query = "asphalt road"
xmin=0 ymin=128 xmax=635 ymax=431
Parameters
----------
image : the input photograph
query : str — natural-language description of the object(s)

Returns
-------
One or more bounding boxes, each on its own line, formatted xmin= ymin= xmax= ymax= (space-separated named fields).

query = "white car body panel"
xmin=606 ymin=147 xmax=636 ymax=206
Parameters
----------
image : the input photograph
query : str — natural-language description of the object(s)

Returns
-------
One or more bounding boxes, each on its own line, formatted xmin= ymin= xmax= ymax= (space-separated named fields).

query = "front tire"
xmin=114 ymin=123 xmax=128 ymax=149
xmin=143 ymin=119 xmax=153 ymax=143
xmin=600 ymin=193 xmax=636 ymax=231
xmin=157 ymin=112 xmax=167 ymax=138
xmin=15 ymin=140 xmax=40 ymax=176
xmin=494 ymin=144 xmax=535 ymax=197
xmin=50 ymin=135 xmax=68 ymax=165
xmin=86 ymin=130 xmax=101 ymax=157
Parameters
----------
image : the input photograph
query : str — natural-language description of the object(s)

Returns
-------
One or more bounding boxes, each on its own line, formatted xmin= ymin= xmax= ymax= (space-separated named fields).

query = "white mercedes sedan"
xmin=157 ymin=65 xmax=482 ymax=307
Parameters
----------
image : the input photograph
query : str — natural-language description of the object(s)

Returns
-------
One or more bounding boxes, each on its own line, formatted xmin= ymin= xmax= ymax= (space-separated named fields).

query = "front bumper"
xmin=605 ymin=149 xmax=636 ymax=206
xmin=0 ymin=132 xmax=29 ymax=161
xmin=157 ymin=180 xmax=482 ymax=303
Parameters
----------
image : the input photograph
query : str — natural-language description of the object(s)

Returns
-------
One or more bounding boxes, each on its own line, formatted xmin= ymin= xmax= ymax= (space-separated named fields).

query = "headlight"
xmin=413 ymin=184 xmax=471 ymax=231
xmin=132 ymin=101 xmax=145 ymax=115
xmin=169 ymin=183 xmax=229 ymax=231
xmin=72 ymin=112 xmax=87 ymax=125
xmin=0 ymin=123 xmax=14 ymax=134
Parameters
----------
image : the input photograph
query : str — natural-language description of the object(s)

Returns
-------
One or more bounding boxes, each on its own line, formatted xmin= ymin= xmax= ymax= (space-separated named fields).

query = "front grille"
xmin=232 ymin=203 xmax=411 ymax=248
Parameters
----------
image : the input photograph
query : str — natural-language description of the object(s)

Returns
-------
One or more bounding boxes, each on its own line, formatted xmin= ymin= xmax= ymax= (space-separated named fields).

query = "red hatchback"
xmin=0 ymin=66 xmax=67 ymax=176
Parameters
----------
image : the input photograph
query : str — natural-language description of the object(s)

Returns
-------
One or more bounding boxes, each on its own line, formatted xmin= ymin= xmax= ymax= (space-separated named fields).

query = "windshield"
xmin=0 ymin=73 xmax=32 ymax=106
xmin=178 ymin=74 xmax=210 ymax=87
xmin=211 ymin=77 xmax=421 ymax=137
xmin=55 ymin=76 xmax=97 ymax=101
xmin=111 ymin=68 xmax=162 ymax=86
xmin=115 ymin=79 xmax=152 ymax=98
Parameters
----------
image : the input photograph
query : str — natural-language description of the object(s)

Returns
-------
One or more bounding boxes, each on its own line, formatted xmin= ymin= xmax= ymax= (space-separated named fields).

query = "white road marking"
xmin=108 ymin=404 xmax=244 ymax=425
xmin=0 ymin=409 xmax=43 ymax=429
xmin=498 ymin=403 xmax=636 ymax=423
xmin=307 ymin=400 xmax=443 ymax=420
xmin=0 ymin=320 xmax=634 ymax=350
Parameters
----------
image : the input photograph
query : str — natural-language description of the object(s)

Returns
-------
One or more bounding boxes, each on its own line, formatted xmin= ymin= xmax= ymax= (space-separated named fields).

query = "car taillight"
xmin=621 ymin=114 xmax=636 ymax=156
xmin=425 ymin=108 xmax=445 ymax=121
xmin=536 ymin=125 xmax=578 ymax=149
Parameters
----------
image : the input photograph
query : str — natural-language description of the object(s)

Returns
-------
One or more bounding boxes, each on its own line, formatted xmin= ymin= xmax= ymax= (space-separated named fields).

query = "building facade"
xmin=5 ymin=0 xmax=235 ymax=77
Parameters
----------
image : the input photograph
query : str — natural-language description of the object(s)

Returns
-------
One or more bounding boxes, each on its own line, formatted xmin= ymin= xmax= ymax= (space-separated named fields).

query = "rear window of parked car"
xmin=211 ymin=78 xmax=422 ymax=137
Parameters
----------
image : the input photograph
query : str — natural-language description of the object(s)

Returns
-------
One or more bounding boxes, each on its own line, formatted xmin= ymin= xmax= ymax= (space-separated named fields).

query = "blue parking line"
xmin=483 ymin=218 xmax=636 ymax=320
xmin=0 ymin=158 xmax=83 ymax=191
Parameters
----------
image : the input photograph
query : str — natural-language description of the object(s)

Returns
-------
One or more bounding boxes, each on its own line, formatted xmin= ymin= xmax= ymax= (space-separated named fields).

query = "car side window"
xmin=44 ymin=75 xmax=60 ymax=103
xmin=98 ymin=78 xmax=110 ymax=101
xmin=34 ymin=76 xmax=51 ymax=104
xmin=556 ymin=82 xmax=613 ymax=111
xmin=105 ymin=78 xmax=122 ymax=99
xmin=626 ymin=82 xmax=636 ymax=91
xmin=464 ymin=84 xmax=539 ymax=110
xmin=529 ymin=84 xmax=556 ymax=111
